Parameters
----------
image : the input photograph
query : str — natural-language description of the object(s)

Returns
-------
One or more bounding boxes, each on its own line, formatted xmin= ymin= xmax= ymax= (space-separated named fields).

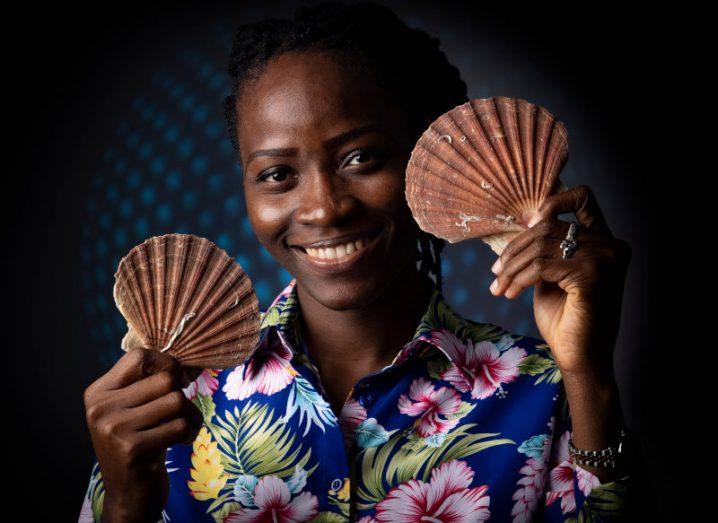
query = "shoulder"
xmin=470 ymin=318 xmax=562 ymax=383
xmin=432 ymin=301 xmax=551 ymax=359
xmin=420 ymin=286 xmax=549 ymax=357
xmin=426 ymin=310 xmax=564 ymax=393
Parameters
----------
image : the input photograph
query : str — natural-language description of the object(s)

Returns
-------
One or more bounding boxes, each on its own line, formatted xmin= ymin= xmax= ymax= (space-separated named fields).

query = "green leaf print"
xmin=211 ymin=501 xmax=240 ymax=523
xmin=86 ymin=463 xmax=105 ymax=521
xmin=312 ymin=512 xmax=349 ymax=522
xmin=576 ymin=478 xmax=630 ymax=522
xmin=192 ymin=391 xmax=217 ymax=423
xmin=519 ymin=345 xmax=563 ymax=385
xmin=211 ymin=401 xmax=316 ymax=480
xmin=356 ymin=424 xmax=514 ymax=510
xmin=462 ymin=319 xmax=507 ymax=344
xmin=519 ymin=354 xmax=555 ymax=375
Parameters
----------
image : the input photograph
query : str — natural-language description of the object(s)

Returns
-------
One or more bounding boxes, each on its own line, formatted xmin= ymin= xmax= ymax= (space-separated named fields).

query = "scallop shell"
xmin=405 ymin=96 xmax=568 ymax=254
xmin=113 ymin=233 xmax=260 ymax=368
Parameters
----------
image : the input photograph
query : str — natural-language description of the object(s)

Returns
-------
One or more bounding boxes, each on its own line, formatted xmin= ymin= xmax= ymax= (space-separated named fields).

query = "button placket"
xmin=355 ymin=381 xmax=373 ymax=408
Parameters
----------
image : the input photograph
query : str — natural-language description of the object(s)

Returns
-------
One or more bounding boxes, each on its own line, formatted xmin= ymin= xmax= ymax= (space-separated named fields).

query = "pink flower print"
xmin=339 ymin=398 xmax=368 ymax=449
xmin=545 ymin=431 xmax=602 ymax=514
xmin=511 ymin=420 xmax=555 ymax=521
xmin=511 ymin=455 xmax=548 ymax=522
xmin=576 ymin=466 xmax=600 ymax=497
xmin=78 ymin=496 xmax=93 ymax=523
xmin=374 ymin=460 xmax=490 ymax=522
xmin=224 ymin=475 xmax=318 ymax=523
xmin=398 ymin=377 xmax=461 ymax=438
xmin=223 ymin=344 xmax=295 ymax=401
xmin=183 ymin=369 xmax=219 ymax=400
xmin=431 ymin=329 xmax=526 ymax=399
xmin=546 ymin=461 xmax=575 ymax=514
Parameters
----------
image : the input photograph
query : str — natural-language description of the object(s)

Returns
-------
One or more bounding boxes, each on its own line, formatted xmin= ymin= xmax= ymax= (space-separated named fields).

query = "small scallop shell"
xmin=405 ymin=96 xmax=568 ymax=254
xmin=113 ymin=233 xmax=260 ymax=368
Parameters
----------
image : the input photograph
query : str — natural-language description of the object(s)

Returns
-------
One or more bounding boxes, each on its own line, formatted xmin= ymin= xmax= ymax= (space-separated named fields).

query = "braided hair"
xmin=224 ymin=1 xmax=468 ymax=289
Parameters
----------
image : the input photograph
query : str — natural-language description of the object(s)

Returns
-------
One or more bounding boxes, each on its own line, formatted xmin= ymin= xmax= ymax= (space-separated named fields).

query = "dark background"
xmin=5 ymin=0 xmax=684 ymax=520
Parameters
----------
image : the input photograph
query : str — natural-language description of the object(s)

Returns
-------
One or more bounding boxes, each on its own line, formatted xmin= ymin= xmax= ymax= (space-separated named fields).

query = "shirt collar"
xmin=252 ymin=275 xmax=498 ymax=372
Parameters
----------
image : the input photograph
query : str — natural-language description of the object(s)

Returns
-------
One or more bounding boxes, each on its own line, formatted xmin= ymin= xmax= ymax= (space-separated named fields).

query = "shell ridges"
xmin=405 ymin=96 xmax=568 ymax=254
xmin=113 ymin=233 xmax=260 ymax=368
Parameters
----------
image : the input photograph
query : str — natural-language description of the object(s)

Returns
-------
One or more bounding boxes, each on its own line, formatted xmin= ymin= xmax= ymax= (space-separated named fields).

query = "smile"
xmin=292 ymin=228 xmax=383 ymax=272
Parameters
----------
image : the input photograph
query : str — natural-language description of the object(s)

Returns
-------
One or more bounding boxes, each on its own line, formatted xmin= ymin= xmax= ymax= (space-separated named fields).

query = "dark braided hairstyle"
xmin=224 ymin=1 xmax=468 ymax=289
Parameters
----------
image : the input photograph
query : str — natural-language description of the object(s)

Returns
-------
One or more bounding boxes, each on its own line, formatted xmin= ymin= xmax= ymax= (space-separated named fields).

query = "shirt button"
xmin=357 ymin=392 xmax=372 ymax=408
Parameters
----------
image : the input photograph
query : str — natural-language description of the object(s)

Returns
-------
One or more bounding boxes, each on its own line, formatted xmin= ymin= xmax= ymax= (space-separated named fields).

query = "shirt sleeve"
xmin=78 ymin=461 xmax=105 ymax=522
xmin=542 ymin=385 xmax=633 ymax=522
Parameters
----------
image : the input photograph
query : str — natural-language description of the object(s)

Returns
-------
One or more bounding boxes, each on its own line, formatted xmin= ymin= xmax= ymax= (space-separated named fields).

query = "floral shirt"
xmin=80 ymin=277 xmax=632 ymax=522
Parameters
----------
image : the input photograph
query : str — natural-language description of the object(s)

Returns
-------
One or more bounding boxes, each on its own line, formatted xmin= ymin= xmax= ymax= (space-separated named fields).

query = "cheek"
xmin=358 ymin=167 xmax=418 ymax=249
xmin=245 ymin=193 xmax=291 ymax=247
xmin=367 ymin=167 xmax=414 ymax=226
xmin=256 ymin=204 xmax=286 ymax=224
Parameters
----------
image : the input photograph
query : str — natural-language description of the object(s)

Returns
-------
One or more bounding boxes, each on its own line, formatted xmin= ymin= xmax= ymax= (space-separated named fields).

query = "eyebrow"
xmin=245 ymin=123 xmax=384 ymax=166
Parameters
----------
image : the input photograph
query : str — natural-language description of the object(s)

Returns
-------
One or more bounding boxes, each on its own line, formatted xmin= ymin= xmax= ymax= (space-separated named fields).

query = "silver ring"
xmin=560 ymin=222 xmax=579 ymax=259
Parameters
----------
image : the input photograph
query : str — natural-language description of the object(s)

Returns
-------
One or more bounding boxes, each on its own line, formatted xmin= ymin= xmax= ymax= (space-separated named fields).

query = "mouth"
xmin=290 ymin=227 xmax=384 ymax=273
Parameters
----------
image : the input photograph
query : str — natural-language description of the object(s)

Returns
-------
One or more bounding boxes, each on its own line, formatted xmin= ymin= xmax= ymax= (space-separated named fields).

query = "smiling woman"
xmin=80 ymin=2 xmax=643 ymax=522
xmin=237 ymin=48 xmax=422 ymax=313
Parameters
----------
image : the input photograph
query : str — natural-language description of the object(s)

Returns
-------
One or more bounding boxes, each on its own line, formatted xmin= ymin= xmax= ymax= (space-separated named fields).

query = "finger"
xmin=492 ymin=219 xmax=564 ymax=275
xmin=107 ymin=370 xmax=186 ymax=409
xmin=492 ymin=236 xmax=555 ymax=296
xmin=182 ymin=367 xmax=204 ymax=386
xmin=128 ymin=390 xmax=203 ymax=432
xmin=137 ymin=415 xmax=202 ymax=451
xmin=527 ymin=185 xmax=611 ymax=235
xmin=503 ymin=258 xmax=575 ymax=299
xmin=100 ymin=348 xmax=183 ymax=391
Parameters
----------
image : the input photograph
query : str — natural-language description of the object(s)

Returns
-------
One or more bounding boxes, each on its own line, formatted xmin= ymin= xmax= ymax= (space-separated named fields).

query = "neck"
xmin=296 ymin=265 xmax=432 ymax=407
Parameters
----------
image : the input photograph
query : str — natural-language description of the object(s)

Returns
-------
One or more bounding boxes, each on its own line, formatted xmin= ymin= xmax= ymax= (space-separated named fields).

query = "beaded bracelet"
xmin=568 ymin=428 xmax=626 ymax=470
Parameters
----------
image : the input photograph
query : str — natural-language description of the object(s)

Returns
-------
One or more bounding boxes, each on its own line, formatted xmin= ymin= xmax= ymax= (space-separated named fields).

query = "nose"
xmin=295 ymin=168 xmax=359 ymax=227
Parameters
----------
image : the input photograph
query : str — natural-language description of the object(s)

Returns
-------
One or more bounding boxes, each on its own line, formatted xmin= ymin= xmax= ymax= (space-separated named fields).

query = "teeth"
xmin=304 ymin=234 xmax=373 ymax=261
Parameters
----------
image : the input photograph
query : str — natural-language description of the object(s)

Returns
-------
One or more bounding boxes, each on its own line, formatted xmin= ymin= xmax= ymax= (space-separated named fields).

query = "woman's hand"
xmin=83 ymin=348 xmax=203 ymax=523
xmin=489 ymin=185 xmax=631 ymax=380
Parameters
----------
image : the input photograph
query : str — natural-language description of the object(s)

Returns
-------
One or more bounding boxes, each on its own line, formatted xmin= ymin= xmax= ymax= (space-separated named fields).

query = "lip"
xmin=292 ymin=227 xmax=383 ymax=249
xmin=291 ymin=227 xmax=384 ymax=274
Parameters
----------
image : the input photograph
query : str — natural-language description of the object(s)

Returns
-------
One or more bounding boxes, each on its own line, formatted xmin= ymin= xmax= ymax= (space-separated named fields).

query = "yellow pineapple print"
xmin=187 ymin=427 xmax=227 ymax=500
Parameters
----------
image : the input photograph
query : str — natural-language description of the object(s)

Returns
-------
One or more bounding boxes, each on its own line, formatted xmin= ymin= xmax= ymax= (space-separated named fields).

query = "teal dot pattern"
xmin=80 ymin=25 xmax=537 ymax=365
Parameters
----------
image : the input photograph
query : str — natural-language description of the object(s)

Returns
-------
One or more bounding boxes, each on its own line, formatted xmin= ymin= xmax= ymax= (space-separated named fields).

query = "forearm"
xmin=561 ymin=367 xmax=622 ymax=482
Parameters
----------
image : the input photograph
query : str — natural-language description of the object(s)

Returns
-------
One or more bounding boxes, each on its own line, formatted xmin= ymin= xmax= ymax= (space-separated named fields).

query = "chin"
xmin=296 ymin=270 xmax=392 ymax=311
xmin=273 ymin=222 xmax=418 ymax=310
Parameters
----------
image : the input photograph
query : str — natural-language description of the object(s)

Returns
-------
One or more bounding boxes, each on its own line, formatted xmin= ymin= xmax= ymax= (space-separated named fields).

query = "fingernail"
xmin=527 ymin=214 xmax=540 ymax=228
xmin=490 ymin=279 xmax=499 ymax=294
xmin=491 ymin=258 xmax=502 ymax=274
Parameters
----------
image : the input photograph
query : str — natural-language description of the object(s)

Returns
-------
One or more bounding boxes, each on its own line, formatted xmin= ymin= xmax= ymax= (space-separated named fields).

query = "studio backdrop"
xmin=5 ymin=0 xmax=677 ymax=519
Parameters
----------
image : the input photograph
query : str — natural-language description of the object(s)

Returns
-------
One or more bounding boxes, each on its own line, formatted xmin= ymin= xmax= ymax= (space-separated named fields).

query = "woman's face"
xmin=236 ymin=50 xmax=421 ymax=310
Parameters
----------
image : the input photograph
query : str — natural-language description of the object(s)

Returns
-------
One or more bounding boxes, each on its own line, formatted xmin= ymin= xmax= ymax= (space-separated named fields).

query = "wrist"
xmin=562 ymin=370 xmax=619 ymax=419
xmin=563 ymin=371 xmax=615 ymax=391
xmin=560 ymin=360 xmax=616 ymax=392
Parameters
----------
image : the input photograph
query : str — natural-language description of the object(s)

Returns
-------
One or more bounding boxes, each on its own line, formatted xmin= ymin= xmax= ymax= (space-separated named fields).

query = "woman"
xmin=80 ymin=2 xmax=637 ymax=521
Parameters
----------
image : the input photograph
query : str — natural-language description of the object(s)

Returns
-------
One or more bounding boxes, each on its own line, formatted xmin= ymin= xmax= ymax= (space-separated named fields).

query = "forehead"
xmin=236 ymin=50 xmax=407 ymax=160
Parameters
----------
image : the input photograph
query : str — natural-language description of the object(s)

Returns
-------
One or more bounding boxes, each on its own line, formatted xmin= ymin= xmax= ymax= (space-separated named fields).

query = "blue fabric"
xmin=80 ymin=277 xmax=631 ymax=522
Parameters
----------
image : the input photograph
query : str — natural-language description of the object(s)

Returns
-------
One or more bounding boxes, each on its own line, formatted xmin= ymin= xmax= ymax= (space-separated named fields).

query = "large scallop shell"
xmin=113 ymin=233 xmax=260 ymax=368
xmin=405 ymin=96 xmax=568 ymax=254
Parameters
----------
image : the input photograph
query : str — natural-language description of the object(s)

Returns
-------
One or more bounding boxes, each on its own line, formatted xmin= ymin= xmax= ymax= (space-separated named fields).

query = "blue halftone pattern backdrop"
xmin=78 ymin=19 xmax=564 ymax=366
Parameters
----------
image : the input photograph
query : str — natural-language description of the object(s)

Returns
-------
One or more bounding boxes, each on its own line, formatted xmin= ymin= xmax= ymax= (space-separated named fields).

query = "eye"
xmin=342 ymin=148 xmax=386 ymax=169
xmin=257 ymin=168 xmax=290 ymax=184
